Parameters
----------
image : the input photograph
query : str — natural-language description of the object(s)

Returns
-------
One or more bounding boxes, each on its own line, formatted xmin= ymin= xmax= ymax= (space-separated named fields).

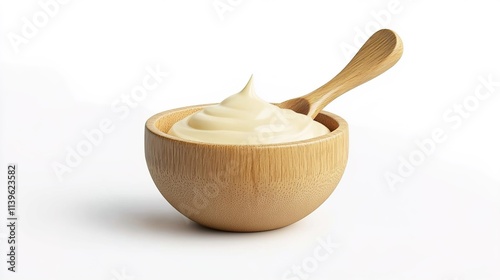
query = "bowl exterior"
xmin=145 ymin=105 xmax=348 ymax=232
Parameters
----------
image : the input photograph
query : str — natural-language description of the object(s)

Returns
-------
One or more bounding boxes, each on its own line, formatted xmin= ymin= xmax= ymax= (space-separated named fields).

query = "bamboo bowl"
xmin=144 ymin=104 xmax=348 ymax=232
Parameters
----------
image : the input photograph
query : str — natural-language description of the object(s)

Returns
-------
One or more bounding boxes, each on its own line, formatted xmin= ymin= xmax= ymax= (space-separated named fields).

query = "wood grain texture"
xmin=279 ymin=29 xmax=403 ymax=118
xmin=145 ymin=105 xmax=348 ymax=232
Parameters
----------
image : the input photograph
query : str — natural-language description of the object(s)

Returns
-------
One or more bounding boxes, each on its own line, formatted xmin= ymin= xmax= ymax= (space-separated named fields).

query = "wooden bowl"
xmin=144 ymin=104 xmax=348 ymax=232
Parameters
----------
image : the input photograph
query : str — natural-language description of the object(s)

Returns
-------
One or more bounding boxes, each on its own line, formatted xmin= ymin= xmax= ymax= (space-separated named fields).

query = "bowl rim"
xmin=145 ymin=104 xmax=348 ymax=148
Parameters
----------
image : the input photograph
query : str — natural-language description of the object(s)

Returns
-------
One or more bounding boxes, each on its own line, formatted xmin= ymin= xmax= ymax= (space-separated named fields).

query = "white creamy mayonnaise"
xmin=167 ymin=76 xmax=330 ymax=144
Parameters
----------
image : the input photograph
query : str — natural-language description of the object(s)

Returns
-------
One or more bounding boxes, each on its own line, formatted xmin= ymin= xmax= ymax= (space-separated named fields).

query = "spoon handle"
xmin=280 ymin=29 xmax=403 ymax=118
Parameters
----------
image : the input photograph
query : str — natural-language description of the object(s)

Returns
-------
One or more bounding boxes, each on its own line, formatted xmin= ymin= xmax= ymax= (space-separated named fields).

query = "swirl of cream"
xmin=167 ymin=76 xmax=330 ymax=145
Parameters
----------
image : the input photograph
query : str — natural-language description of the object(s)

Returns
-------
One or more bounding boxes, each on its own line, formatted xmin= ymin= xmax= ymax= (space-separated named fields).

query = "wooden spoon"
xmin=278 ymin=29 xmax=403 ymax=118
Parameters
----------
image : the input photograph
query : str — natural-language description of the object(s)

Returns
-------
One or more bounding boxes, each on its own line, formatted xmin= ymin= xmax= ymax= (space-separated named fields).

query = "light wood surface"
xmin=279 ymin=29 xmax=403 ymax=118
xmin=145 ymin=105 xmax=348 ymax=232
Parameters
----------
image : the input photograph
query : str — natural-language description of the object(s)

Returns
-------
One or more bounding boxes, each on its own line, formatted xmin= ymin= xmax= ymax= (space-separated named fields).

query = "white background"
xmin=1 ymin=0 xmax=499 ymax=279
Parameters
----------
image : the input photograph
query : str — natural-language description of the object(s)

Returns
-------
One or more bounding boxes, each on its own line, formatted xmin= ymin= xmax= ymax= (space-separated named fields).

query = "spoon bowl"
xmin=144 ymin=29 xmax=403 ymax=232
